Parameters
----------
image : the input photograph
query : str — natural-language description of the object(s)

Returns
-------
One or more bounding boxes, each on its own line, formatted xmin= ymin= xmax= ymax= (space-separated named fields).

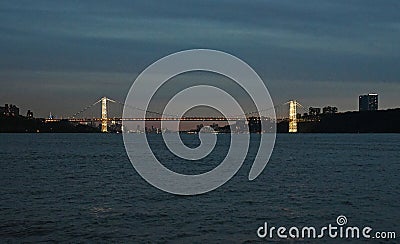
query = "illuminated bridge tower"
xmin=289 ymin=100 xmax=297 ymax=133
xmin=101 ymin=97 xmax=108 ymax=133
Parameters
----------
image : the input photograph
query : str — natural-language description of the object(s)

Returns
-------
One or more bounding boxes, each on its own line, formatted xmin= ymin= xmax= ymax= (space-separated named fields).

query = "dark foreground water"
xmin=0 ymin=134 xmax=399 ymax=243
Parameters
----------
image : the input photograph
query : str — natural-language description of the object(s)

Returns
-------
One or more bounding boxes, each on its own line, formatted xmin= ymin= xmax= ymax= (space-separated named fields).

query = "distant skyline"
xmin=1 ymin=0 xmax=399 ymax=117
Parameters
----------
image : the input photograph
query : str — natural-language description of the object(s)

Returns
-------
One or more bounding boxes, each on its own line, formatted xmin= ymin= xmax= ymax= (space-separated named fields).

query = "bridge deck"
xmin=44 ymin=117 xmax=257 ymax=122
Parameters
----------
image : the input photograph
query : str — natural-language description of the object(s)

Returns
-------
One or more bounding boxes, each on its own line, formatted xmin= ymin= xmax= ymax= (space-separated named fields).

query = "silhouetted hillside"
xmin=0 ymin=116 xmax=99 ymax=133
xmin=278 ymin=108 xmax=400 ymax=133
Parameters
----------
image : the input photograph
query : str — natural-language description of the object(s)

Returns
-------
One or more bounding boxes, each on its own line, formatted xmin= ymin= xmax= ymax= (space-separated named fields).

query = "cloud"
xmin=0 ymin=0 xmax=399 ymax=116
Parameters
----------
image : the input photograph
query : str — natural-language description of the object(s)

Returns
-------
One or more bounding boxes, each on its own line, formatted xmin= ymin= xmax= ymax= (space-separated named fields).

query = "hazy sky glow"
xmin=0 ymin=0 xmax=399 ymax=117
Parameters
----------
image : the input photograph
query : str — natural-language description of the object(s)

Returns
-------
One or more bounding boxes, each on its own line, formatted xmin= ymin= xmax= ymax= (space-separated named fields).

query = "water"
xmin=0 ymin=134 xmax=399 ymax=242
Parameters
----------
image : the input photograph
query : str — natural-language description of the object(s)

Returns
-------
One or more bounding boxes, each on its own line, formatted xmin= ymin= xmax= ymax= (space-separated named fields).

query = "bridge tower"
xmin=101 ymin=97 xmax=108 ymax=132
xmin=289 ymin=100 xmax=297 ymax=133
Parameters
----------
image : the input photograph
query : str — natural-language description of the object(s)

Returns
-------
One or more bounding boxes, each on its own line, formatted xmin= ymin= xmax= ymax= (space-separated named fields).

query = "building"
xmin=359 ymin=94 xmax=378 ymax=111
xmin=0 ymin=104 xmax=20 ymax=117
xmin=248 ymin=117 xmax=261 ymax=133
xmin=322 ymin=106 xmax=338 ymax=114
xmin=309 ymin=107 xmax=321 ymax=116
xmin=233 ymin=119 xmax=246 ymax=133
xmin=27 ymin=110 xmax=34 ymax=118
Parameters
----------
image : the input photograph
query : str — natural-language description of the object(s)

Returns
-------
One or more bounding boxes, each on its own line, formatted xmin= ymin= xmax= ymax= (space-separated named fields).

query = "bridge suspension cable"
xmin=70 ymin=99 xmax=102 ymax=119
xmin=69 ymin=97 xmax=307 ymax=121
xmin=110 ymin=99 xmax=185 ymax=119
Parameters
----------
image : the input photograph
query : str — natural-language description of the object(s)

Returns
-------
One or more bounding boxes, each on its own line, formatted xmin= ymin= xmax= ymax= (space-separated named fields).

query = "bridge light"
xmin=289 ymin=100 xmax=297 ymax=133
xmin=101 ymin=97 xmax=108 ymax=132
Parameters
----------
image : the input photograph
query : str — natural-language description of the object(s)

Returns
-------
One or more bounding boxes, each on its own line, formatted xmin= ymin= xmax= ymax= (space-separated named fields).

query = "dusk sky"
xmin=1 ymin=0 xmax=399 ymax=118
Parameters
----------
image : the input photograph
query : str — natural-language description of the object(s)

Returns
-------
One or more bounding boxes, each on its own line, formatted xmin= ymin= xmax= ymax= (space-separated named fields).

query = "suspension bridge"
xmin=44 ymin=97 xmax=306 ymax=133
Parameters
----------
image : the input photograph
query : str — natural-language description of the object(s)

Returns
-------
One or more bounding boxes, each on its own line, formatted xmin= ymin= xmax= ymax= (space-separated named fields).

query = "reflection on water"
xmin=0 ymin=134 xmax=399 ymax=242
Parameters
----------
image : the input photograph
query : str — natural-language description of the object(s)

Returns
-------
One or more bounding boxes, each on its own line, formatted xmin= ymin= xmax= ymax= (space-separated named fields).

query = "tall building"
xmin=359 ymin=94 xmax=378 ymax=111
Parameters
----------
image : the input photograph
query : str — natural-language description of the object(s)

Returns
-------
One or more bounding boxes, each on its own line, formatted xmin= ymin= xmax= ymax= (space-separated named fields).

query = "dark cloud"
xmin=0 ymin=0 xmax=399 ymax=116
